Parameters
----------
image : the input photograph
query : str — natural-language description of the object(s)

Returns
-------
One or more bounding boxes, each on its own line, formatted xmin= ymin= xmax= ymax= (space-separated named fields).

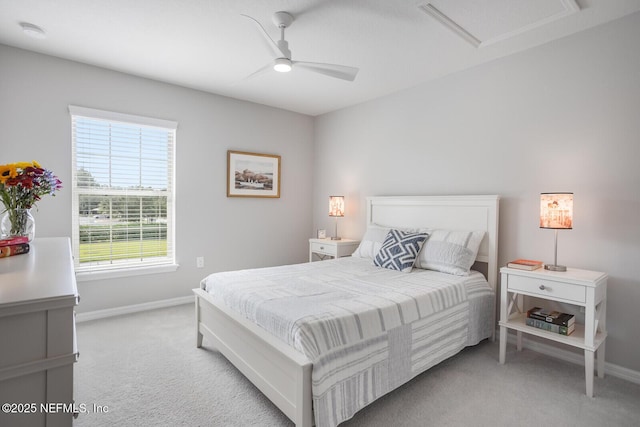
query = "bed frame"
xmin=193 ymin=195 xmax=500 ymax=426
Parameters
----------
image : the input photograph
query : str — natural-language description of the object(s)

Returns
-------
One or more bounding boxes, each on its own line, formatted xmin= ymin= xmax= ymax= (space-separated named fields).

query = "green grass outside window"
xmin=79 ymin=240 xmax=167 ymax=263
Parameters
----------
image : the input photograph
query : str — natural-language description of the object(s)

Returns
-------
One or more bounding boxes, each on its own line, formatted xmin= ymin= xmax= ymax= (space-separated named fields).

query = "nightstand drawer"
xmin=507 ymin=275 xmax=586 ymax=304
xmin=310 ymin=242 xmax=335 ymax=256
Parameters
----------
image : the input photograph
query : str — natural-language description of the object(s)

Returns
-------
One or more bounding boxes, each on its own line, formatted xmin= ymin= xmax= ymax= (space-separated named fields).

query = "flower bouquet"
xmin=0 ymin=161 xmax=62 ymax=240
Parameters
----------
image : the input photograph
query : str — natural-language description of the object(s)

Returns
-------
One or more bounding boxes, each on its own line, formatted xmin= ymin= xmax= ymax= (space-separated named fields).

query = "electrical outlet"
xmin=579 ymin=306 xmax=585 ymax=314
xmin=196 ymin=256 xmax=204 ymax=268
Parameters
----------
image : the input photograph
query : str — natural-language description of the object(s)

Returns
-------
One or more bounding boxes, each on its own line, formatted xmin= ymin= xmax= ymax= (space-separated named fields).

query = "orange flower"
xmin=0 ymin=164 xmax=18 ymax=184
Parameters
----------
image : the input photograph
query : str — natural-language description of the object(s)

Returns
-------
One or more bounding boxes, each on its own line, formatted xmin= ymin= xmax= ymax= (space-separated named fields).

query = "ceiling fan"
xmin=240 ymin=11 xmax=359 ymax=82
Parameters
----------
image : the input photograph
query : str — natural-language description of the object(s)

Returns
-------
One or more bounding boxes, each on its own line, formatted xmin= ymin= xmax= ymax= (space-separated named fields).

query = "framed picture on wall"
xmin=227 ymin=150 xmax=281 ymax=198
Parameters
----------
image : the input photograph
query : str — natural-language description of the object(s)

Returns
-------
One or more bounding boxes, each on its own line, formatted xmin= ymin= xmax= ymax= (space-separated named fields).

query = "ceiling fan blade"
xmin=293 ymin=61 xmax=359 ymax=82
xmin=233 ymin=62 xmax=273 ymax=85
xmin=240 ymin=14 xmax=287 ymax=59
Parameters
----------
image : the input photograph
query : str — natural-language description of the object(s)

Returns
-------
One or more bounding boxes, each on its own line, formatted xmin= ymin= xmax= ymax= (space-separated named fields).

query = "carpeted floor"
xmin=73 ymin=303 xmax=640 ymax=426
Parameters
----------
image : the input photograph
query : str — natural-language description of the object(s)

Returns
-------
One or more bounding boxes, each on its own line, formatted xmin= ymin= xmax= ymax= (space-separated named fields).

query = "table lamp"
xmin=329 ymin=196 xmax=344 ymax=240
xmin=540 ymin=192 xmax=573 ymax=271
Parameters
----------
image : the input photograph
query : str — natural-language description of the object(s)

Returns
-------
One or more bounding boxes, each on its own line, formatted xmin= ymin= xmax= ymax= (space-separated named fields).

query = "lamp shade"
xmin=540 ymin=193 xmax=573 ymax=229
xmin=329 ymin=196 xmax=345 ymax=217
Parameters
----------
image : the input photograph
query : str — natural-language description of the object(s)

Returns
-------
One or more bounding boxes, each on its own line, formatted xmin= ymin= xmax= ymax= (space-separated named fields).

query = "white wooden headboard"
xmin=366 ymin=195 xmax=500 ymax=291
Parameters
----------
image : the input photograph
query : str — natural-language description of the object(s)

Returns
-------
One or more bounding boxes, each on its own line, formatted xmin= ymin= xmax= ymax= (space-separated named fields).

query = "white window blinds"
xmin=69 ymin=106 xmax=177 ymax=274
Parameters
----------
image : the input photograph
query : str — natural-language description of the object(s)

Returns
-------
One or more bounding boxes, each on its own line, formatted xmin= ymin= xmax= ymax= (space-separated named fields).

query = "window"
xmin=69 ymin=106 xmax=177 ymax=278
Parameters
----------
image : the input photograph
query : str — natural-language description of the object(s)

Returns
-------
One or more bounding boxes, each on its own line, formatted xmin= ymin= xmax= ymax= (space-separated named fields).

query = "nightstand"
xmin=308 ymin=238 xmax=359 ymax=262
xmin=499 ymin=266 xmax=607 ymax=397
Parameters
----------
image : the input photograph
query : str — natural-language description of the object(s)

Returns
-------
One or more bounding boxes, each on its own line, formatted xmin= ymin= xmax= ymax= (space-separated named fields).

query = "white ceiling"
xmin=1 ymin=0 xmax=639 ymax=116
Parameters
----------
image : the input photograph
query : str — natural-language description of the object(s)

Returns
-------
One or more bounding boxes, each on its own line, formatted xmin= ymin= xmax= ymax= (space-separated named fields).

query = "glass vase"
xmin=1 ymin=208 xmax=36 ymax=242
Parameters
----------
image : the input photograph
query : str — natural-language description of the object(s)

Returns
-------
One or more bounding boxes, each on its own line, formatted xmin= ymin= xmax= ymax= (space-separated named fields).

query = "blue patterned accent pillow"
xmin=373 ymin=229 xmax=429 ymax=273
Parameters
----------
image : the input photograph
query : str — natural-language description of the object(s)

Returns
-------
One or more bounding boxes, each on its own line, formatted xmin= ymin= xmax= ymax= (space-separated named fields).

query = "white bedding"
xmin=201 ymin=257 xmax=494 ymax=427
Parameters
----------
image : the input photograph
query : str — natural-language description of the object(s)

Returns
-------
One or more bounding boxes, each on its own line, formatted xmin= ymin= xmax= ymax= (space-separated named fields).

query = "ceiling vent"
xmin=418 ymin=0 xmax=580 ymax=48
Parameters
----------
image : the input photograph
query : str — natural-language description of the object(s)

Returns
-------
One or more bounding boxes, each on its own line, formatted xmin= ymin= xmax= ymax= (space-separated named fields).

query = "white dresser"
xmin=0 ymin=238 xmax=79 ymax=427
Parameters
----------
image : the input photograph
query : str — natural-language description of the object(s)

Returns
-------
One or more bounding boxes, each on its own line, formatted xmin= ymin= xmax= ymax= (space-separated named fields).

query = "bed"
xmin=193 ymin=195 xmax=499 ymax=427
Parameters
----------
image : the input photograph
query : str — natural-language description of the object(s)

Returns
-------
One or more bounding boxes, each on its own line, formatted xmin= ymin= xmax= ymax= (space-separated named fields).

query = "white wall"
xmin=0 ymin=45 xmax=314 ymax=313
xmin=313 ymin=13 xmax=640 ymax=372
xmin=2 ymin=11 xmax=639 ymax=375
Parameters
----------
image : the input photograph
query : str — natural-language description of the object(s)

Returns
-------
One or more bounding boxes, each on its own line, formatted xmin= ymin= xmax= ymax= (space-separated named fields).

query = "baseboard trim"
xmin=505 ymin=331 xmax=640 ymax=386
xmin=76 ymin=295 xmax=194 ymax=323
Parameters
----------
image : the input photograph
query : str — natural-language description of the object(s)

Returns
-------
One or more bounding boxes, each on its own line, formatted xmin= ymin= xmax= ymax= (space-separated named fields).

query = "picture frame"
xmin=227 ymin=150 xmax=281 ymax=198
xmin=317 ymin=229 xmax=326 ymax=239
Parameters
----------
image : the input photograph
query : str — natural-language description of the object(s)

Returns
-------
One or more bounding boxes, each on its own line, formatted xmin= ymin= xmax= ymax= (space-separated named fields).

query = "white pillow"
xmin=415 ymin=229 xmax=485 ymax=276
xmin=351 ymin=225 xmax=390 ymax=259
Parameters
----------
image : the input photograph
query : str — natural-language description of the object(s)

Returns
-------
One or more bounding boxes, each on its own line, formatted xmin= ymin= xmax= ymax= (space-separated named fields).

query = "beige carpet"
xmin=73 ymin=303 xmax=640 ymax=426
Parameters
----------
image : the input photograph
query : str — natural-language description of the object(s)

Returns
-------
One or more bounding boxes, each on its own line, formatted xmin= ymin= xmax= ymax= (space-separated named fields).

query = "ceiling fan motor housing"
xmin=273 ymin=11 xmax=294 ymax=28
xmin=276 ymin=39 xmax=291 ymax=58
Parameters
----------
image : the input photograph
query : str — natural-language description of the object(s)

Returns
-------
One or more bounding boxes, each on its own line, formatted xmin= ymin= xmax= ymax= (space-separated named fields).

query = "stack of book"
xmin=507 ymin=259 xmax=543 ymax=270
xmin=0 ymin=236 xmax=30 ymax=258
xmin=526 ymin=306 xmax=575 ymax=336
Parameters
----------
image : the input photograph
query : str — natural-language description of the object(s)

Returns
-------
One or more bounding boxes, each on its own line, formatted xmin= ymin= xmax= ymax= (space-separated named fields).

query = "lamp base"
xmin=331 ymin=236 xmax=342 ymax=240
xmin=544 ymin=264 xmax=567 ymax=272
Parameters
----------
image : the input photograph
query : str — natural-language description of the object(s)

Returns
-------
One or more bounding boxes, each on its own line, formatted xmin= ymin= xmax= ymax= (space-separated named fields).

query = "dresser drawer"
xmin=507 ymin=274 xmax=586 ymax=304
xmin=0 ymin=311 xmax=47 ymax=369
xmin=310 ymin=242 xmax=335 ymax=256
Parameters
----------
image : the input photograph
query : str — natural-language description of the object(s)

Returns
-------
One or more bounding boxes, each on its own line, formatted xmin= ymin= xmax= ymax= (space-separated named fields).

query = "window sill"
xmin=76 ymin=263 xmax=179 ymax=282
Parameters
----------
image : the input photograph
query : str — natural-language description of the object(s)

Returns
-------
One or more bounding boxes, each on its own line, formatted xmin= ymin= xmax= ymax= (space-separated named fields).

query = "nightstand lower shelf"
xmin=500 ymin=313 xmax=607 ymax=351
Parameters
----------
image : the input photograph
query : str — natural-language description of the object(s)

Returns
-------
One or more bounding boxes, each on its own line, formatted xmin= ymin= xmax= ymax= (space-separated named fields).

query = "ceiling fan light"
xmin=274 ymin=58 xmax=292 ymax=73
